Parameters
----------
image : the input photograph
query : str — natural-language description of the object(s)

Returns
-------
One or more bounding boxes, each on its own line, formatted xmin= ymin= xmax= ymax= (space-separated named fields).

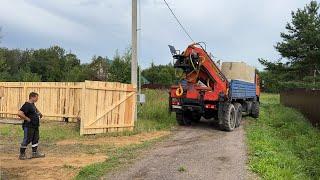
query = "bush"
xmin=263 ymin=81 xmax=320 ymax=93
xmin=136 ymin=89 xmax=176 ymax=131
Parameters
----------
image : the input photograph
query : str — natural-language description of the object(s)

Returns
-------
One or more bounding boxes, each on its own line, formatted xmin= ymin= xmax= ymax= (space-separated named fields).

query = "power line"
xmin=163 ymin=0 xmax=195 ymax=43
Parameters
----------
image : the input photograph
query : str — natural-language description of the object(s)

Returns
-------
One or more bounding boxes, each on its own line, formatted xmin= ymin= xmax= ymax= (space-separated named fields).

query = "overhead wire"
xmin=162 ymin=0 xmax=196 ymax=86
xmin=163 ymin=0 xmax=195 ymax=43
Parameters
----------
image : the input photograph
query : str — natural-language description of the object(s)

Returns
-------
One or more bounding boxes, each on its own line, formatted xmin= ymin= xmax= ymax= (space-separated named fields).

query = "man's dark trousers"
xmin=20 ymin=126 xmax=39 ymax=154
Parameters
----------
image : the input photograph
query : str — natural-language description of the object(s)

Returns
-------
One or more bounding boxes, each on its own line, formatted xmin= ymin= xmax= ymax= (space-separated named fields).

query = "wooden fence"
xmin=0 ymin=81 xmax=136 ymax=135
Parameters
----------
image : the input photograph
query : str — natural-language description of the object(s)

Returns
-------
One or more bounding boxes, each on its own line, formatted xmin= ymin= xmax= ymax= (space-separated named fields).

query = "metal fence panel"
xmin=280 ymin=88 xmax=320 ymax=127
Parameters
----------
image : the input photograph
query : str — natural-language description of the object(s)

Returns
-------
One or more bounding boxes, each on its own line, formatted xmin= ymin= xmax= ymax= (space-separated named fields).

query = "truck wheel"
xmin=233 ymin=103 xmax=242 ymax=128
xmin=191 ymin=113 xmax=201 ymax=123
xmin=183 ymin=111 xmax=192 ymax=126
xmin=251 ymin=101 xmax=260 ymax=118
xmin=176 ymin=111 xmax=185 ymax=126
xmin=219 ymin=103 xmax=236 ymax=131
xmin=176 ymin=111 xmax=192 ymax=126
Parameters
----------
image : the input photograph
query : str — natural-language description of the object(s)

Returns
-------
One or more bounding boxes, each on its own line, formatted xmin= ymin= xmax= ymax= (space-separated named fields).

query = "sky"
xmin=0 ymin=0 xmax=313 ymax=69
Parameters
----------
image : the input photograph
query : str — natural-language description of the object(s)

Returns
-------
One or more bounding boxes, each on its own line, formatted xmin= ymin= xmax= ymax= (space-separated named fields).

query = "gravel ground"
xmin=104 ymin=120 xmax=252 ymax=180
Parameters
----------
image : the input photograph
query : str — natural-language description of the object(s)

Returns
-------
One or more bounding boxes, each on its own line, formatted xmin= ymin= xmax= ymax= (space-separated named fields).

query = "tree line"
xmin=0 ymin=46 xmax=131 ymax=83
xmin=0 ymin=44 xmax=179 ymax=85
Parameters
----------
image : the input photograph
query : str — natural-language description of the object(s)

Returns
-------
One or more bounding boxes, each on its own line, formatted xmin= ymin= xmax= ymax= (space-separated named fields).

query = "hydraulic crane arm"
xmin=172 ymin=43 xmax=228 ymax=99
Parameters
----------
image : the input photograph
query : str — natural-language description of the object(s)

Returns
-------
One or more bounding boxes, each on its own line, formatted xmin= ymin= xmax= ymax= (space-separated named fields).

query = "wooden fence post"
xmin=80 ymin=81 xmax=86 ymax=135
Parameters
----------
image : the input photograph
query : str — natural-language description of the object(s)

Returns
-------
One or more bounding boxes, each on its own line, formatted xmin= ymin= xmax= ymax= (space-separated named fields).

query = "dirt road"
xmin=105 ymin=120 xmax=250 ymax=180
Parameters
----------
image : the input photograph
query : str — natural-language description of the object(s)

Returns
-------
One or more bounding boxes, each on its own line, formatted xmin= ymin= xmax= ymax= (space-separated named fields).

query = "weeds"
xmin=136 ymin=89 xmax=176 ymax=132
xmin=178 ymin=166 xmax=186 ymax=172
xmin=63 ymin=164 xmax=76 ymax=169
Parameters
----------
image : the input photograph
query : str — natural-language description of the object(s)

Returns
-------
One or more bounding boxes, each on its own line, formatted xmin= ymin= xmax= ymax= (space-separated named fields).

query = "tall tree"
xmin=275 ymin=0 xmax=320 ymax=78
xmin=88 ymin=55 xmax=110 ymax=81
xmin=142 ymin=63 xmax=179 ymax=85
xmin=108 ymin=49 xmax=131 ymax=83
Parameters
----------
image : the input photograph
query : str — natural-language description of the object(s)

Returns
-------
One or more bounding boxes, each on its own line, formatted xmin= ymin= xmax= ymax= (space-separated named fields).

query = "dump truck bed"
xmin=229 ymin=80 xmax=256 ymax=100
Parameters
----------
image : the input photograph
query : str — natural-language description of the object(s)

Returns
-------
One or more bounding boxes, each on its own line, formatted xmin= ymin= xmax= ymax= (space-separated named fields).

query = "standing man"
xmin=17 ymin=92 xmax=45 ymax=160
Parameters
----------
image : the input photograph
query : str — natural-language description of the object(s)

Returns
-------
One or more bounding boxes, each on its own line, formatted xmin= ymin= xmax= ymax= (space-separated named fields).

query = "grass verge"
xmin=245 ymin=93 xmax=320 ymax=180
xmin=0 ymin=122 xmax=79 ymax=143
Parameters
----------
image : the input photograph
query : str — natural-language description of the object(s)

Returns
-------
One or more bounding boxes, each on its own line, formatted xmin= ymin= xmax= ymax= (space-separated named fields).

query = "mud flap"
xmin=218 ymin=93 xmax=226 ymax=126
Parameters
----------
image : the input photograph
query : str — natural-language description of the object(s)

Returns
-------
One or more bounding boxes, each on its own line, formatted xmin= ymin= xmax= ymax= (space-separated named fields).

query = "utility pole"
xmin=132 ymin=0 xmax=138 ymax=121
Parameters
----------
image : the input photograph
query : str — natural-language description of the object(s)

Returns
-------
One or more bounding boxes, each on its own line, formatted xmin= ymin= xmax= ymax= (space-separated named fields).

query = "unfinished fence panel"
xmin=0 ymin=81 xmax=136 ymax=135
xmin=80 ymin=81 xmax=136 ymax=135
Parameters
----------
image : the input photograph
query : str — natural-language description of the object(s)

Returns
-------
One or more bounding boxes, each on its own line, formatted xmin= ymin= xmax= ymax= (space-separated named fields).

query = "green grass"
xmin=178 ymin=166 xmax=186 ymax=172
xmin=0 ymin=124 xmax=19 ymax=137
xmin=63 ymin=164 xmax=77 ymax=170
xmin=245 ymin=93 xmax=320 ymax=180
xmin=136 ymin=89 xmax=176 ymax=131
xmin=0 ymin=122 xmax=79 ymax=142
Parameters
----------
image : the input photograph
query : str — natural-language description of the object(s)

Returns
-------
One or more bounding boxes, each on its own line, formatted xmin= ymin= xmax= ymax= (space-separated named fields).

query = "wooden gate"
xmin=80 ymin=81 xmax=136 ymax=135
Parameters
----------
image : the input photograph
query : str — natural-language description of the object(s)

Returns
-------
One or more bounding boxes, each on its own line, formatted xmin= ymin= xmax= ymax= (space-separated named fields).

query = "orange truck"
xmin=168 ymin=43 xmax=260 ymax=131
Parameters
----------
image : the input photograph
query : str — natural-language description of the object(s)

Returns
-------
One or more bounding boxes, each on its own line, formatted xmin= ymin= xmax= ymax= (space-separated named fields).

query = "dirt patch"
xmin=57 ymin=131 xmax=170 ymax=147
xmin=0 ymin=153 xmax=106 ymax=180
xmin=0 ymin=130 xmax=170 ymax=179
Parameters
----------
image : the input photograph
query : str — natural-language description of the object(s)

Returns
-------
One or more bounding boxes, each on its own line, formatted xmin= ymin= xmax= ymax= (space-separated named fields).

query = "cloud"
xmin=138 ymin=0 xmax=311 ymax=69
xmin=0 ymin=0 xmax=312 ymax=69
xmin=0 ymin=0 xmax=94 ymax=44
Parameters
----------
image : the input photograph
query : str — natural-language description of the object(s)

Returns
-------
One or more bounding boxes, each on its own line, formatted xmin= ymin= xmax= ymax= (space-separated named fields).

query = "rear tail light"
xmin=172 ymin=101 xmax=181 ymax=105
xmin=171 ymin=98 xmax=181 ymax=105
xmin=205 ymin=104 xmax=215 ymax=109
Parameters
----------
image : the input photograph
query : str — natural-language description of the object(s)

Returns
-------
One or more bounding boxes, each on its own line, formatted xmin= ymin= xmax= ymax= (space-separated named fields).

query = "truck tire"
xmin=233 ymin=103 xmax=242 ymax=128
xmin=219 ymin=103 xmax=236 ymax=131
xmin=183 ymin=111 xmax=192 ymax=126
xmin=251 ymin=101 xmax=259 ymax=118
xmin=176 ymin=111 xmax=185 ymax=125
xmin=176 ymin=111 xmax=192 ymax=126
xmin=191 ymin=113 xmax=201 ymax=123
